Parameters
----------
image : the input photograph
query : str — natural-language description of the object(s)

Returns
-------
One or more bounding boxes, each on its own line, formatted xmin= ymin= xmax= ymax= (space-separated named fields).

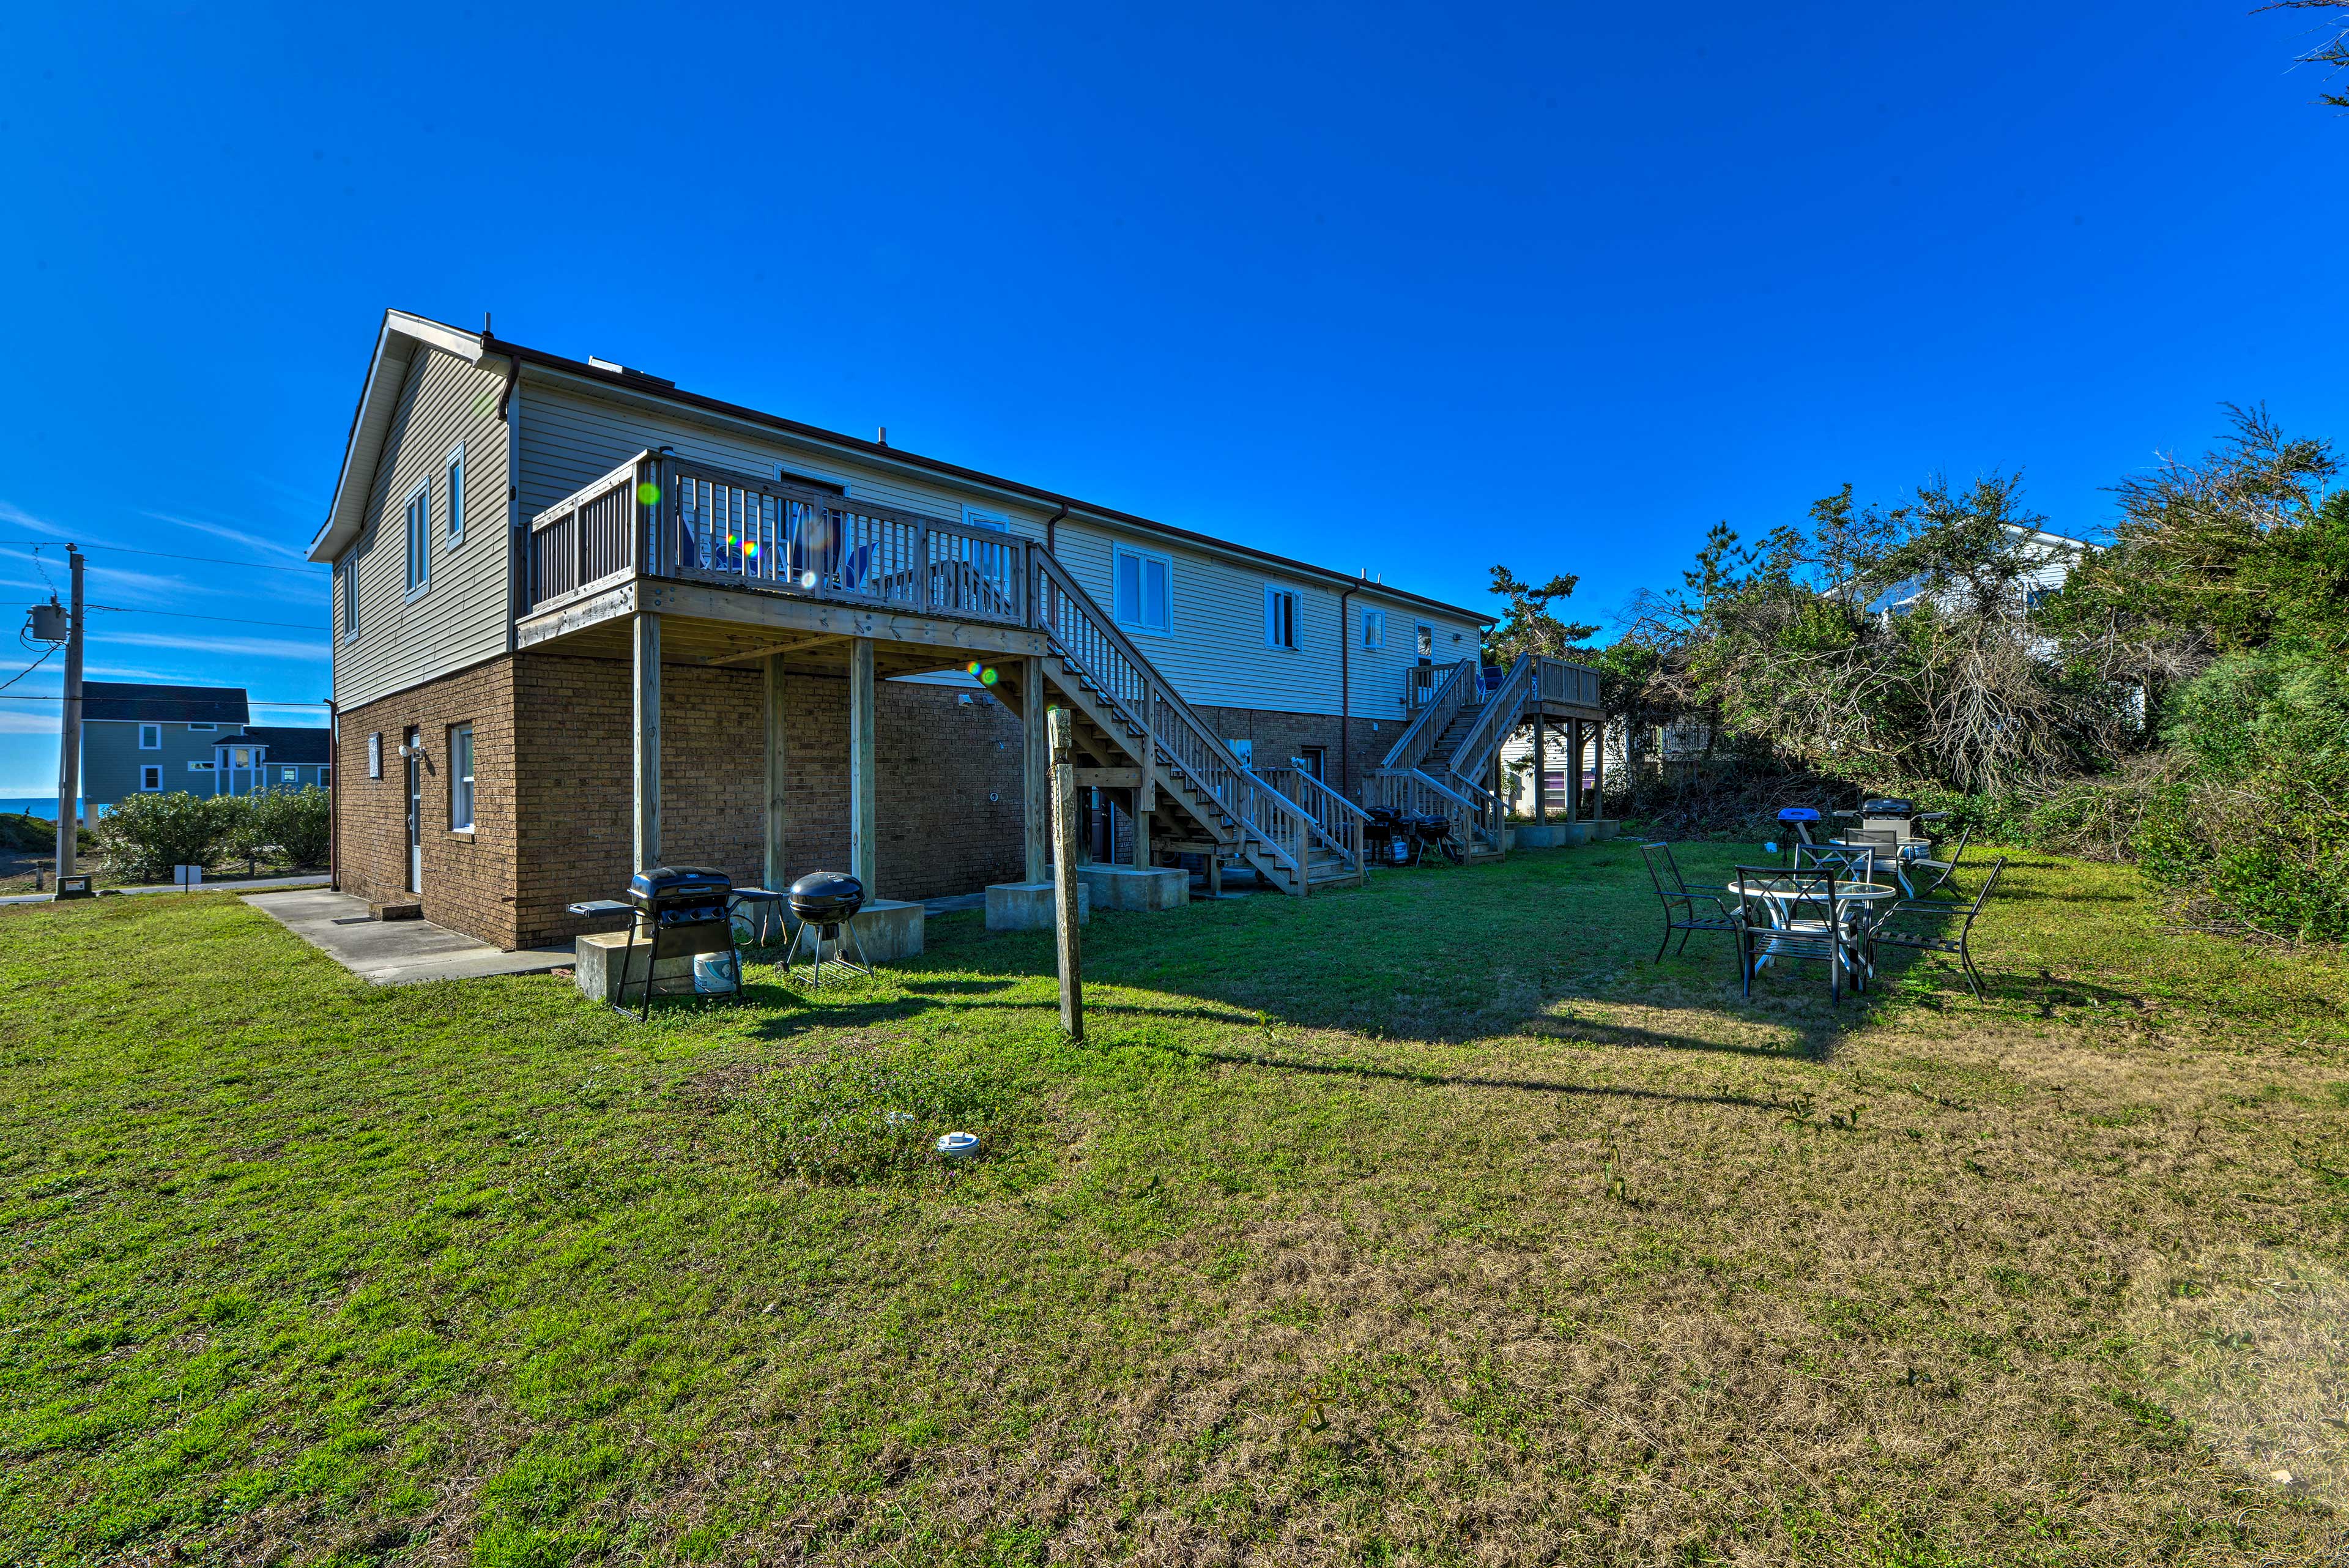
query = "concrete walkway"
xmin=1 ymin=872 xmax=331 ymax=908
xmin=242 ymin=888 xmax=573 ymax=986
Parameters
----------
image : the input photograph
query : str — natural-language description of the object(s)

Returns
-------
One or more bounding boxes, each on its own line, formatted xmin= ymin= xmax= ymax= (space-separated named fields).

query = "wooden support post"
xmin=1593 ymin=715 xmax=1609 ymax=822
xmin=1022 ymin=656 xmax=1048 ymax=883
xmin=632 ymin=611 xmax=661 ymax=872
xmin=1130 ymin=776 xmax=1153 ymax=869
xmin=1531 ymin=712 xmax=1546 ymax=827
xmin=763 ymin=652 xmax=788 ymax=891
xmin=1208 ymin=855 xmax=1222 ymax=898
xmin=1048 ymin=707 xmax=1085 ymax=1041
xmin=1564 ymin=718 xmax=1581 ymax=824
xmin=848 ymin=637 xmax=877 ymax=894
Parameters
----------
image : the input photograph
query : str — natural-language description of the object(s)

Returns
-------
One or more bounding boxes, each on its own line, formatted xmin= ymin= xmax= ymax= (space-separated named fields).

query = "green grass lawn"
xmin=5 ymin=844 xmax=2349 ymax=1565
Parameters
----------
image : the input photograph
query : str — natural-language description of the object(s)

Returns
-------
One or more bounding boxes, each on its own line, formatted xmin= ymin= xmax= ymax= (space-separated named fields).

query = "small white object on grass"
xmin=935 ymin=1131 xmax=979 ymax=1162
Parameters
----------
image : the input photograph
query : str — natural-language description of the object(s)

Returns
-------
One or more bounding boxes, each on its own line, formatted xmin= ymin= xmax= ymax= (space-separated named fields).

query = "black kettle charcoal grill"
xmin=616 ymin=864 xmax=743 ymax=1019
xmin=785 ymin=871 xmax=872 ymax=984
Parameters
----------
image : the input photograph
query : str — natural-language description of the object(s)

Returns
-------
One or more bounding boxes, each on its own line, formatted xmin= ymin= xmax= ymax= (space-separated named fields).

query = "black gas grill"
xmin=785 ymin=870 xmax=870 ymax=983
xmin=615 ymin=864 xmax=741 ymax=1017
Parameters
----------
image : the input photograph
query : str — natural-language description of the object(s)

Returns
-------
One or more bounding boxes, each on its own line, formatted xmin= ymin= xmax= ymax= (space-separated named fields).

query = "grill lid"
xmin=627 ymin=864 xmax=735 ymax=905
xmin=1860 ymin=797 xmax=1916 ymax=817
xmin=788 ymin=869 xmax=866 ymax=920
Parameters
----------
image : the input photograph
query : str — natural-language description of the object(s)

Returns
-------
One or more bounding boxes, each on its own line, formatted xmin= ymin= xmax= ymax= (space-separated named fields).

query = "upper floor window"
xmin=963 ymin=505 xmax=1010 ymax=532
xmin=1264 ymin=586 xmax=1300 ymax=651
xmin=1415 ymin=622 xmax=1434 ymax=660
xmin=138 ymin=724 xmax=161 ymax=749
xmin=188 ymin=722 xmax=216 ymax=732
xmin=1115 ymin=546 xmax=1171 ymax=634
xmin=341 ymin=550 xmax=360 ymax=637
xmin=445 ymin=445 xmax=466 ymax=544
xmin=449 ymin=723 xmax=475 ymax=830
xmin=404 ymin=483 xmax=430 ymax=598
xmin=1361 ymin=607 xmax=1386 ymax=650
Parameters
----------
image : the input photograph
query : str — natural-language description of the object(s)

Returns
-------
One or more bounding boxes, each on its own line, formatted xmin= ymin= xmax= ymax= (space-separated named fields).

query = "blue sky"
xmin=2 ymin=2 xmax=2342 ymax=794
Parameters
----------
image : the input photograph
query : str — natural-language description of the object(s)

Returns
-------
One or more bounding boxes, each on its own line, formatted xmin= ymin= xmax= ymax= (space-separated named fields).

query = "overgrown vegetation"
xmin=1600 ymin=407 xmax=2349 ymax=939
xmin=91 ymin=786 xmax=332 ymax=882
xmin=5 ymin=852 xmax=2348 ymax=1562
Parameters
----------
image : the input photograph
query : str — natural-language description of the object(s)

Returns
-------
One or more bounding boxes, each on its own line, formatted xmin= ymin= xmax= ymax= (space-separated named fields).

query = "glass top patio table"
xmin=1727 ymin=875 xmax=1897 ymax=904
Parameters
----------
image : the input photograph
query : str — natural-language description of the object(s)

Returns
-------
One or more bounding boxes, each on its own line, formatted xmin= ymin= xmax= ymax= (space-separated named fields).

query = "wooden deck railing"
xmin=525 ymin=450 xmax=1027 ymax=625
xmin=1030 ymin=549 xmax=1315 ymax=886
xmin=1255 ymin=765 xmax=1367 ymax=883
xmin=1378 ymin=658 xmax=1475 ymax=776
xmin=1537 ymin=655 xmax=1600 ymax=709
xmin=1442 ymin=653 xmax=1535 ymax=789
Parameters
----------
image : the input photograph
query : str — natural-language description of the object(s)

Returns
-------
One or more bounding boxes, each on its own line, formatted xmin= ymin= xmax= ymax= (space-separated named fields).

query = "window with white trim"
xmin=187 ymin=759 xmax=213 ymax=773
xmin=341 ymin=549 xmax=360 ymax=637
xmin=320 ymin=766 xmax=332 ymax=789
xmin=188 ymin=722 xmax=215 ymax=732
xmin=1113 ymin=546 xmax=1171 ymax=633
xmin=403 ymin=484 xmax=429 ymax=597
xmin=281 ymin=767 xmax=299 ymax=783
xmin=367 ymin=733 xmax=382 ymax=779
xmin=962 ymin=505 xmax=1010 ymax=532
xmin=448 ymin=723 xmax=475 ymax=831
xmin=1361 ymin=607 xmax=1385 ymax=650
xmin=1264 ymin=586 xmax=1300 ymax=650
xmin=446 ymin=444 xmax=465 ymax=544
xmin=139 ymin=765 xmax=161 ymax=790
xmin=138 ymin=724 xmax=161 ymax=749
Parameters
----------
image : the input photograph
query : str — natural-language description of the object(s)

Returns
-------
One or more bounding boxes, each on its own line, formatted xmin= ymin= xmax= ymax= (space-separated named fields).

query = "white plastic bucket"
xmin=692 ymin=951 xmax=736 ymax=994
xmin=935 ymin=1131 xmax=979 ymax=1162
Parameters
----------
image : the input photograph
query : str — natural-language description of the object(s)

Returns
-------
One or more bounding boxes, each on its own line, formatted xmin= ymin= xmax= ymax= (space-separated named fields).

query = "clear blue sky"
xmin=2 ymin=2 xmax=2342 ymax=795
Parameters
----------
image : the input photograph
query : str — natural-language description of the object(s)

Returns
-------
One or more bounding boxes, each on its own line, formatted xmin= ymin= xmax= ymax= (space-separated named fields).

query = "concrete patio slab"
xmin=242 ymin=889 xmax=573 ymax=986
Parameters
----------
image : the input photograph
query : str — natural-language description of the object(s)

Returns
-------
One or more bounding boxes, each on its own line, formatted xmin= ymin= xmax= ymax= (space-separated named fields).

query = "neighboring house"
xmin=1865 ymin=526 xmax=2082 ymax=620
xmin=80 ymin=683 xmax=251 ymax=811
xmin=308 ymin=310 xmax=1526 ymax=950
xmin=211 ymin=727 xmax=333 ymax=796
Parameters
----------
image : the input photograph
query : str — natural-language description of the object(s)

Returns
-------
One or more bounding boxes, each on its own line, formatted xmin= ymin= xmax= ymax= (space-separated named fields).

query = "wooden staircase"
xmin=1004 ymin=552 xmax=1369 ymax=896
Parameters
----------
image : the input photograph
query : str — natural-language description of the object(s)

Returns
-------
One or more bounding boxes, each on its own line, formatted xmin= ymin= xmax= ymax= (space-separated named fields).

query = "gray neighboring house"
xmin=80 ymin=683 xmax=253 ymax=812
xmin=210 ymin=726 xmax=333 ymax=796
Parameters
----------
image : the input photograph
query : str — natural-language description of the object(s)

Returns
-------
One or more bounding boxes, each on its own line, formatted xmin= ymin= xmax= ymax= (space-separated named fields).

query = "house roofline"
xmin=310 ymin=311 xmax=1494 ymax=627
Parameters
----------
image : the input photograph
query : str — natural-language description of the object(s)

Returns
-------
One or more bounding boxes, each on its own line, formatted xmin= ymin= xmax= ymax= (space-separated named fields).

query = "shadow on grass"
xmin=1121 ymin=1038 xmax=1795 ymax=1112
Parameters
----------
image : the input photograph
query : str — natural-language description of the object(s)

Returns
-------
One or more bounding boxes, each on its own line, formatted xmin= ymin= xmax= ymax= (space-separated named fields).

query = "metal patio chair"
xmin=1865 ymin=857 xmax=2006 ymax=997
xmin=1795 ymin=839 xmax=1877 ymax=885
xmin=1729 ymin=864 xmax=1854 ymax=1005
xmin=1902 ymin=827 xmax=1973 ymax=903
xmin=1639 ymin=841 xmax=1740 ymax=962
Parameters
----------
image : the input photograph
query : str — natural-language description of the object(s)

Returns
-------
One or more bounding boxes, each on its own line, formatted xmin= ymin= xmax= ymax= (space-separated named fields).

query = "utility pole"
xmin=54 ymin=546 xmax=85 ymax=879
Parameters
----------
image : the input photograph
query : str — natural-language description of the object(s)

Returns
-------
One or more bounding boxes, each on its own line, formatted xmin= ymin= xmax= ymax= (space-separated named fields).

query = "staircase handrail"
xmin=1253 ymin=764 xmax=1368 ymax=869
xmin=1378 ymin=658 xmax=1475 ymax=774
xmin=1030 ymin=549 xmax=1307 ymax=880
xmin=1441 ymin=653 xmax=1535 ymax=789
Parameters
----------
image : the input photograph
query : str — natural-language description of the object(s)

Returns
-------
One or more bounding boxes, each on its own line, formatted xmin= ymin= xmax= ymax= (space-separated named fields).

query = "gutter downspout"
xmin=326 ymin=697 xmax=339 ymax=891
xmin=1340 ymin=582 xmax=1357 ymax=801
xmin=494 ymin=346 xmax=523 ymax=652
xmin=1042 ymin=499 xmax=1069 ymax=560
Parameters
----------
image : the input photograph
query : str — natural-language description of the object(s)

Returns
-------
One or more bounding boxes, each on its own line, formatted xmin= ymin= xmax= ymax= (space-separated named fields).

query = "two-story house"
xmin=80 ymin=683 xmax=251 ymax=811
xmin=308 ymin=311 xmax=1597 ymax=951
xmin=210 ymin=727 xmax=333 ymax=796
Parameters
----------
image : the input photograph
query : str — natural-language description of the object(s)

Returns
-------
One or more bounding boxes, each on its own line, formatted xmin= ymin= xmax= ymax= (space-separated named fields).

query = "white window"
xmin=1113 ymin=546 xmax=1171 ymax=633
xmin=1264 ymin=586 xmax=1300 ymax=650
xmin=232 ymin=747 xmax=250 ymax=768
xmin=404 ymin=483 xmax=429 ymax=598
xmin=138 ymin=723 xmax=161 ymax=749
xmin=341 ymin=550 xmax=360 ymax=637
xmin=446 ymin=444 xmax=465 ymax=544
xmin=320 ymin=767 xmax=332 ymax=789
xmin=139 ymin=765 xmax=161 ymax=790
xmin=188 ymin=723 xmax=215 ymax=732
xmin=962 ymin=506 xmax=1010 ymax=532
xmin=187 ymin=759 xmax=213 ymax=773
xmin=449 ymin=723 xmax=475 ymax=831
xmin=1227 ymin=737 xmax=1253 ymax=767
xmin=1361 ymin=607 xmax=1385 ymax=650
xmin=1415 ymin=622 xmax=1434 ymax=659
xmin=367 ymin=732 xmax=382 ymax=779
xmin=281 ymin=767 xmax=299 ymax=782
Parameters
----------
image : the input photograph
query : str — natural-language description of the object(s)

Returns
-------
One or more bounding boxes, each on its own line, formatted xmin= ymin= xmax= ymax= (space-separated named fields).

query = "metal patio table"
xmin=1727 ymin=874 xmax=1899 ymax=985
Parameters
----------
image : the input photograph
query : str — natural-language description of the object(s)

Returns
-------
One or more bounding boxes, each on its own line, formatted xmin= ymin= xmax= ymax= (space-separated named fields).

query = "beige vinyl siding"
xmin=514 ymin=373 xmax=1484 ymax=721
xmin=335 ymin=349 xmax=514 ymax=709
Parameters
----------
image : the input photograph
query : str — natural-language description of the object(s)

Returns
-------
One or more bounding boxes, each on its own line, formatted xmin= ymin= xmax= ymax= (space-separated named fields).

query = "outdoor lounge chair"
xmin=1902 ymin=827 xmax=1973 ymax=902
xmin=1639 ymin=841 xmax=1739 ymax=962
xmin=1865 ymin=857 xmax=2006 ymax=997
xmin=1729 ymin=865 xmax=1854 ymax=1004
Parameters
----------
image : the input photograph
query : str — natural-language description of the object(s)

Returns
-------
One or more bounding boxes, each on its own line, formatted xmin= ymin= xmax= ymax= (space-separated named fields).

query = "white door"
xmin=404 ymin=730 xmax=422 ymax=893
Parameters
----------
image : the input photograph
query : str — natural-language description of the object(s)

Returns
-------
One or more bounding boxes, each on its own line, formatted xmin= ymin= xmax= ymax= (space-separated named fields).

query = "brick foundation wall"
xmin=511 ymin=655 xmax=1026 ymax=949
xmin=335 ymin=660 xmax=520 ymax=946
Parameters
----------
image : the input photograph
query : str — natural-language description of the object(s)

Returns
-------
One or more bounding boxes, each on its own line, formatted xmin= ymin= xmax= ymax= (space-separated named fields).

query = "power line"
xmin=0 ymin=644 xmax=58 ymax=694
xmin=88 ymin=604 xmax=324 ymax=632
xmin=6 ymin=541 xmax=324 ymax=575
xmin=0 ymin=692 xmax=328 ymax=708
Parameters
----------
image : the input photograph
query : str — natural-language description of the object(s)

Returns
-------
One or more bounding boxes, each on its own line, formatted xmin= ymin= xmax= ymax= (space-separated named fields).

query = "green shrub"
xmin=242 ymin=787 xmax=332 ymax=868
xmin=735 ymin=1048 xmax=1030 ymax=1185
xmin=91 ymin=792 xmax=245 ymax=883
xmin=0 ymin=812 xmax=93 ymax=855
